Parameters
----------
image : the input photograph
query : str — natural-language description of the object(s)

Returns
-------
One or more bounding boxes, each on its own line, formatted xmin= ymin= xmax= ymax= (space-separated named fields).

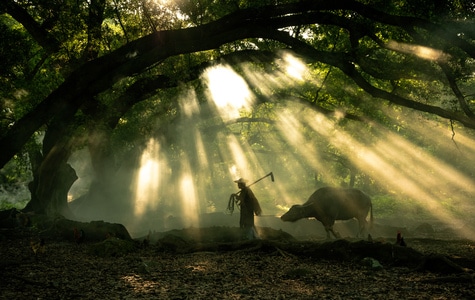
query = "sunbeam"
xmin=70 ymin=52 xmax=474 ymax=241
xmin=297 ymin=106 xmax=475 ymax=237
xmin=281 ymin=52 xmax=307 ymax=80
xmin=203 ymin=65 xmax=254 ymax=120
xmin=179 ymin=171 xmax=200 ymax=227
xmin=275 ymin=109 xmax=329 ymax=183
xmin=240 ymin=51 xmax=311 ymax=97
xmin=387 ymin=40 xmax=448 ymax=61
xmin=226 ymin=134 xmax=255 ymax=179
xmin=134 ymin=138 xmax=161 ymax=218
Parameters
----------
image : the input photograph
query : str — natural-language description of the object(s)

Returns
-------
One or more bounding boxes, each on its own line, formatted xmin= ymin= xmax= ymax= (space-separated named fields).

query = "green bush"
xmin=0 ymin=197 xmax=28 ymax=210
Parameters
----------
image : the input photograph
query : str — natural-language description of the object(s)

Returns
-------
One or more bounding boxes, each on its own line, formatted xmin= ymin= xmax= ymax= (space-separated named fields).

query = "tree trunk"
xmin=24 ymin=146 xmax=43 ymax=213
xmin=23 ymin=121 xmax=78 ymax=218
xmin=42 ymin=162 xmax=77 ymax=217
xmin=24 ymin=145 xmax=77 ymax=218
xmin=70 ymin=124 xmax=140 ymax=218
xmin=84 ymin=127 xmax=116 ymax=204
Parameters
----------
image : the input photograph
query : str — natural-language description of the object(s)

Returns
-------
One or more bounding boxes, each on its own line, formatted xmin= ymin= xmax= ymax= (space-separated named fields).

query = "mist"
xmin=35 ymin=52 xmax=475 ymax=238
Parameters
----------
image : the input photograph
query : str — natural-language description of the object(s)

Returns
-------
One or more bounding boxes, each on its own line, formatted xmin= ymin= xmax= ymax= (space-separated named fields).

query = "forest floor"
xmin=1 ymin=225 xmax=475 ymax=300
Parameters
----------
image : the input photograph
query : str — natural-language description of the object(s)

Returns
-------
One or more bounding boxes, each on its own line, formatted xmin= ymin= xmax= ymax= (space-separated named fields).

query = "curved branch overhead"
xmin=1 ymin=0 xmax=474 ymax=168
xmin=0 ymin=1 xmax=60 ymax=53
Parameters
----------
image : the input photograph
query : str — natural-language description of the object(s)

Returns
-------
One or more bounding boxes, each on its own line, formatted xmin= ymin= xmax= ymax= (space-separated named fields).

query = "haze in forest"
xmin=60 ymin=52 xmax=475 ymax=238
xmin=1 ymin=0 xmax=475 ymax=240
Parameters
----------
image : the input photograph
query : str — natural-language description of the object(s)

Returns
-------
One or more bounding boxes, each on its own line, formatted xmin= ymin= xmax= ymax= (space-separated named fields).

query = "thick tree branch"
xmin=0 ymin=0 xmax=60 ymax=54
xmin=439 ymin=62 xmax=475 ymax=119
xmin=263 ymin=30 xmax=475 ymax=129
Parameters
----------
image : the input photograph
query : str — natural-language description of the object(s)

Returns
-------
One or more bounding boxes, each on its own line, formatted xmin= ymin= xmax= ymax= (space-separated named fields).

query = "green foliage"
xmin=372 ymin=194 xmax=398 ymax=217
xmin=174 ymin=0 xmax=241 ymax=25
xmin=0 ymin=16 xmax=32 ymax=79
xmin=0 ymin=198 xmax=28 ymax=210
xmin=372 ymin=194 xmax=432 ymax=220
xmin=0 ymin=153 xmax=31 ymax=185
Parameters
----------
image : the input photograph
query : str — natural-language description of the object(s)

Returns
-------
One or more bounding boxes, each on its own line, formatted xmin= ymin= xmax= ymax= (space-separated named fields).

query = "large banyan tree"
xmin=0 ymin=0 xmax=474 ymax=216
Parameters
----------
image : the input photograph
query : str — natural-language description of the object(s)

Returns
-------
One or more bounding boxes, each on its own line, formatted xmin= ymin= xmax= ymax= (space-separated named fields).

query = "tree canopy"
xmin=1 ymin=0 xmax=475 ymax=165
xmin=0 ymin=0 xmax=474 ymax=219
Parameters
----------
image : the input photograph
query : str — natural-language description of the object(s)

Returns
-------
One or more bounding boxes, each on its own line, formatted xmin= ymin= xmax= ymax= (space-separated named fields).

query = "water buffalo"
xmin=281 ymin=187 xmax=373 ymax=239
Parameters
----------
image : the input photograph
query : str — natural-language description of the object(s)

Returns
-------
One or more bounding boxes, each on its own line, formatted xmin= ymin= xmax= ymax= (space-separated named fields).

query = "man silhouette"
xmin=233 ymin=178 xmax=262 ymax=239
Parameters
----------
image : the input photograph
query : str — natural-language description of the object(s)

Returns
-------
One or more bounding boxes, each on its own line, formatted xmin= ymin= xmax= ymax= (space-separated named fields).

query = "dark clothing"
xmin=238 ymin=186 xmax=262 ymax=228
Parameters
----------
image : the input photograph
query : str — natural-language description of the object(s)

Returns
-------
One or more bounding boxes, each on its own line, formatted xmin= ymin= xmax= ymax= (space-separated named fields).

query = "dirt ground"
xmin=1 ymin=225 xmax=475 ymax=300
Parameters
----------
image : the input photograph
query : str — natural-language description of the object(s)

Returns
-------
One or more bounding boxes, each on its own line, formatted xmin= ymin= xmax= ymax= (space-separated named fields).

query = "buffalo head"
xmin=281 ymin=204 xmax=310 ymax=222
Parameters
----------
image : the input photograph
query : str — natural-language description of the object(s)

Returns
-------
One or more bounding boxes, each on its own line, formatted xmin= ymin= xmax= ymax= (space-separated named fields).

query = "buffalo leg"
xmin=357 ymin=219 xmax=367 ymax=237
xmin=324 ymin=225 xmax=341 ymax=239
